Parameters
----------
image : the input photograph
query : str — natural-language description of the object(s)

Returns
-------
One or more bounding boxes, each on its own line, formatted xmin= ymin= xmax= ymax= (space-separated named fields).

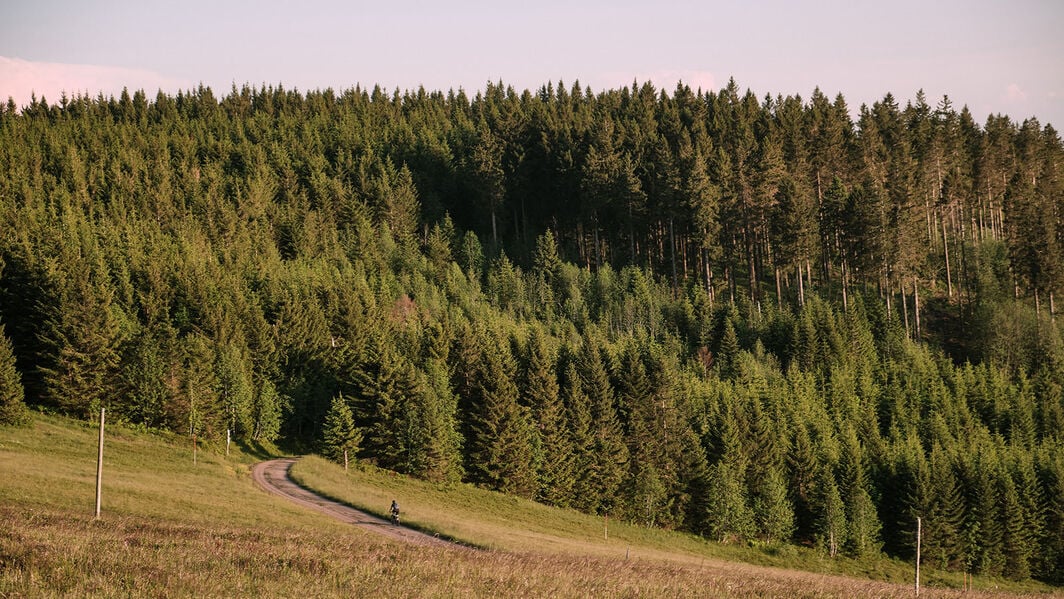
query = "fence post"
xmin=915 ymin=516 xmax=922 ymax=597
xmin=95 ymin=407 xmax=105 ymax=519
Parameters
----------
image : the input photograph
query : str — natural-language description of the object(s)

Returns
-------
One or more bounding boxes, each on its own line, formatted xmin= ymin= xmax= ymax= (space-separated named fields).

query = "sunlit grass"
xmin=1 ymin=413 xmax=1058 ymax=598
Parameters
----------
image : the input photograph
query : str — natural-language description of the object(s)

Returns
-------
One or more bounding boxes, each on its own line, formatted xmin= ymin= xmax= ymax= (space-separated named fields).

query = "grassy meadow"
xmin=1 ymin=412 xmax=1059 ymax=598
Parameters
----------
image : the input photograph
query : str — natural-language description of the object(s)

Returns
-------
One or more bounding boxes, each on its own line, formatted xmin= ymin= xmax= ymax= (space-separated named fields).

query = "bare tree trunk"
xmin=775 ymin=266 xmax=782 ymax=307
xmin=942 ymin=217 xmax=953 ymax=299
xmin=491 ymin=208 xmax=498 ymax=250
xmin=914 ymin=276 xmax=921 ymax=340
xmin=669 ymin=217 xmax=678 ymax=292
xmin=797 ymin=265 xmax=805 ymax=307
xmin=681 ymin=233 xmax=689 ymax=284
xmin=707 ymin=260 xmax=715 ymax=308
xmin=841 ymin=260 xmax=849 ymax=312
xmin=902 ymin=286 xmax=911 ymax=339
xmin=886 ymin=283 xmax=892 ymax=319
xmin=593 ymin=215 xmax=601 ymax=269
xmin=916 ymin=516 xmax=922 ymax=597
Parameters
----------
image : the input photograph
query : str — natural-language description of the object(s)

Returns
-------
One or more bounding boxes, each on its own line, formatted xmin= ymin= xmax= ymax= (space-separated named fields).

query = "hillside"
xmin=0 ymin=81 xmax=1062 ymax=584
xmin=2 ymin=413 xmax=1059 ymax=597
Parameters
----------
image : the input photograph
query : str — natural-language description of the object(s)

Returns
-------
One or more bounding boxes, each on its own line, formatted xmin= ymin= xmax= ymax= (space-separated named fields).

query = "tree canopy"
xmin=1 ymin=80 xmax=1062 ymax=582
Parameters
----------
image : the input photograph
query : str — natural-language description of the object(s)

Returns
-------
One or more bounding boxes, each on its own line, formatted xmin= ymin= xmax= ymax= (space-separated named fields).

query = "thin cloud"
xmin=0 ymin=56 xmax=191 ymax=109
xmin=1004 ymin=83 xmax=1028 ymax=103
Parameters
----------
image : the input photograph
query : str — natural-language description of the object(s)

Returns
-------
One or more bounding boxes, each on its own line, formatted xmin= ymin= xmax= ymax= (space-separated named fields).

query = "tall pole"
xmin=95 ymin=407 xmax=105 ymax=519
xmin=915 ymin=516 xmax=922 ymax=597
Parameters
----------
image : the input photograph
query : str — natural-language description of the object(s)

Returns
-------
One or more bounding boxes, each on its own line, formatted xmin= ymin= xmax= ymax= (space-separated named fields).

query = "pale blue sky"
xmin=2 ymin=0 xmax=1062 ymax=128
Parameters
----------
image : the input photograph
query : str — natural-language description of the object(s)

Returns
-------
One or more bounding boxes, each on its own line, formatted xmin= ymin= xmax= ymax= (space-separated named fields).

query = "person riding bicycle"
xmin=390 ymin=499 xmax=400 ymax=525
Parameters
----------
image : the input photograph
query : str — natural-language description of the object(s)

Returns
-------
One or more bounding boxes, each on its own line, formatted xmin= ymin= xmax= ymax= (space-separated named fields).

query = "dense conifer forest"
xmin=0 ymin=79 xmax=1062 ymax=582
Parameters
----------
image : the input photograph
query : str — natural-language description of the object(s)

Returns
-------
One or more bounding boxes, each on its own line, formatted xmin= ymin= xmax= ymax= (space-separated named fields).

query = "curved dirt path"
xmin=251 ymin=457 xmax=457 ymax=548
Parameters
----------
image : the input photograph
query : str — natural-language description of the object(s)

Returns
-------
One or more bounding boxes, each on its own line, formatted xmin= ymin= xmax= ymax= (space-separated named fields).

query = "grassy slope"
xmin=1 ymin=413 xmax=1058 ymax=598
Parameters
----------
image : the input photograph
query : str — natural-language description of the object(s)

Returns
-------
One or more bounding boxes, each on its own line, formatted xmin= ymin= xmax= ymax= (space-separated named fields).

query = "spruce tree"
xmin=816 ymin=468 xmax=847 ymax=558
xmin=705 ymin=458 xmax=756 ymax=543
xmin=923 ymin=444 xmax=965 ymax=570
xmin=252 ymin=378 xmax=285 ymax=443
xmin=321 ymin=393 xmax=362 ymax=470
xmin=753 ymin=466 xmax=796 ymax=544
xmin=0 ymin=323 xmax=28 ymax=425
xmin=1000 ymin=470 xmax=1033 ymax=579
xmin=37 ymin=256 xmax=123 ymax=418
xmin=215 ymin=342 xmax=255 ymax=440
xmin=522 ymin=328 xmax=574 ymax=506
xmin=563 ymin=360 xmax=596 ymax=511
xmin=468 ymin=338 xmax=537 ymax=498
xmin=717 ymin=317 xmax=741 ymax=380
xmin=580 ymin=336 xmax=629 ymax=514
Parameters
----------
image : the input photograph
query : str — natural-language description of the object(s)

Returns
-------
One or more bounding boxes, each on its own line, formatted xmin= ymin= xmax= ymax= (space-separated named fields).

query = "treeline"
xmin=0 ymin=81 xmax=1062 ymax=582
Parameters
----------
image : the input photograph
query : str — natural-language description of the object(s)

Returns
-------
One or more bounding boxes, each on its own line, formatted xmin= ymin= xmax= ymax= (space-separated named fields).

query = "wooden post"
xmin=95 ymin=407 xmax=105 ymax=520
xmin=604 ymin=512 xmax=608 ymax=541
xmin=916 ymin=516 xmax=922 ymax=597
xmin=226 ymin=428 xmax=231 ymax=456
xmin=343 ymin=448 xmax=349 ymax=471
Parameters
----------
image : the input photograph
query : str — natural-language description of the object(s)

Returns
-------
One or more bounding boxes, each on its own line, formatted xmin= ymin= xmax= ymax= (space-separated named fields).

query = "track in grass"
xmin=252 ymin=458 xmax=459 ymax=549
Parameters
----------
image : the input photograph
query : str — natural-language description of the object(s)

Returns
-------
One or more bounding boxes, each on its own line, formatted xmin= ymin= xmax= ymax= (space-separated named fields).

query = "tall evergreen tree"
xmin=579 ymin=336 xmax=629 ymax=514
xmin=753 ymin=466 xmax=796 ymax=544
xmin=521 ymin=328 xmax=574 ymax=506
xmin=321 ymin=393 xmax=362 ymax=470
xmin=37 ymin=255 xmax=123 ymax=418
xmin=467 ymin=337 xmax=537 ymax=497
xmin=0 ymin=323 xmax=28 ymax=425
xmin=705 ymin=458 xmax=756 ymax=543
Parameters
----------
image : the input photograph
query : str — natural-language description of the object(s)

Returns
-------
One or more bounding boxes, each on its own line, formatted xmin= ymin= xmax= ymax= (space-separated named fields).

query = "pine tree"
xmin=838 ymin=426 xmax=882 ymax=557
xmin=522 ymin=328 xmax=574 ymax=506
xmin=532 ymin=229 xmax=565 ymax=309
xmin=580 ymin=336 xmax=629 ymax=514
xmin=563 ymin=360 xmax=596 ymax=511
xmin=705 ymin=458 xmax=756 ymax=543
xmin=119 ymin=326 xmax=173 ymax=428
xmin=816 ymin=468 xmax=847 ymax=558
xmin=351 ymin=342 xmax=423 ymax=473
xmin=252 ymin=378 xmax=285 ymax=443
xmin=0 ymin=323 xmax=28 ymax=425
xmin=215 ymin=342 xmax=255 ymax=439
xmin=468 ymin=337 xmax=538 ymax=497
xmin=471 ymin=119 xmax=507 ymax=250
xmin=1000 ymin=469 xmax=1033 ymax=579
xmin=787 ymin=420 xmax=822 ymax=544
xmin=753 ymin=466 xmax=796 ymax=544
xmin=717 ymin=316 xmax=741 ymax=379
xmin=923 ymin=444 xmax=965 ymax=570
xmin=37 ymin=256 xmax=123 ymax=418
xmin=417 ymin=356 xmax=464 ymax=483
xmin=321 ymin=393 xmax=362 ymax=470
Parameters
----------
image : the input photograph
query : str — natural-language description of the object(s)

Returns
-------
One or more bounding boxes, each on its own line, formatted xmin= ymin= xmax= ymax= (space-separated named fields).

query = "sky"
xmin=1 ymin=0 xmax=1063 ymax=128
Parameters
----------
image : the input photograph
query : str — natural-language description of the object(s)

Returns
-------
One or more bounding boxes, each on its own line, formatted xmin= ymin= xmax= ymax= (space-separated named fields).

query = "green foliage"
xmin=705 ymin=459 xmax=756 ymax=543
xmin=0 ymin=323 xmax=28 ymax=425
xmin=252 ymin=378 xmax=285 ymax=443
xmin=753 ymin=467 xmax=796 ymax=545
xmin=466 ymin=337 xmax=537 ymax=498
xmin=1 ymin=81 xmax=1062 ymax=583
xmin=321 ymin=393 xmax=362 ymax=467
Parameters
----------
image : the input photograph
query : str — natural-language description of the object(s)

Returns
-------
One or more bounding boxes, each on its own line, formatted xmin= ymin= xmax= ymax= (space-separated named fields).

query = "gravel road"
xmin=251 ymin=457 xmax=458 ymax=549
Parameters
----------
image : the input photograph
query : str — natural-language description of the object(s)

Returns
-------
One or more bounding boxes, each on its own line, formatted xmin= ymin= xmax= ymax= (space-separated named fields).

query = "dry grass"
xmin=1 ymin=413 xmax=1060 ymax=598
xmin=2 ymin=504 xmax=1045 ymax=598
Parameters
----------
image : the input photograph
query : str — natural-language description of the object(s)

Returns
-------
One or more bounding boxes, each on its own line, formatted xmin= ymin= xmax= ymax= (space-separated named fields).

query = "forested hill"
xmin=0 ymin=80 xmax=1062 ymax=582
